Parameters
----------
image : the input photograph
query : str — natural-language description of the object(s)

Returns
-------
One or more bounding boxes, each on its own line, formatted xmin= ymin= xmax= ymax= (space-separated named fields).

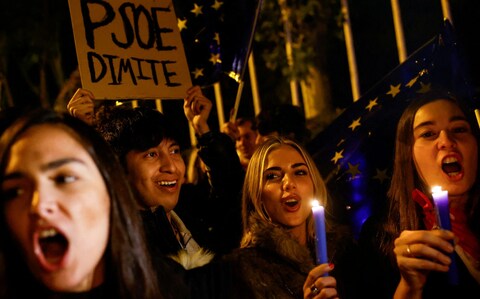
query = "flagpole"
xmin=341 ymin=0 xmax=361 ymax=102
xmin=155 ymin=99 xmax=163 ymax=113
xmin=248 ymin=52 xmax=262 ymax=115
xmin=214 ymin=82 xmax=225 ymax=128
xmin=391 ymin=0 xmax=408 ymax=63
xmin=441 ymin=0 xmax=453 ymax=25
xmin=227 ymin=0 xmax=263 ymax=122
xmin=475 ymin=109 xmax=480 ymax=130
xmin=230 ymin=80 xmax=244 ymax=122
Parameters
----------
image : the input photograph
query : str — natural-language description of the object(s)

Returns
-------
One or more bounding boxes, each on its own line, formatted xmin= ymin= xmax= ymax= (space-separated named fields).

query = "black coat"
xmin=176 ymin=131 xmax=244 ymax=255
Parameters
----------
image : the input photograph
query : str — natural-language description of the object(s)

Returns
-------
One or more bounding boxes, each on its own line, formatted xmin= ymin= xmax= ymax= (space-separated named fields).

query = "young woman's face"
xmin=413 ymin=99 xmax=478 ymax=198
xmin=126 ymin=138 xmax=185 ymax=212
xmin=261 ymin=145 xmax=314 ymax=238
xmin=1 ymin=124 xmax=110 ymax=292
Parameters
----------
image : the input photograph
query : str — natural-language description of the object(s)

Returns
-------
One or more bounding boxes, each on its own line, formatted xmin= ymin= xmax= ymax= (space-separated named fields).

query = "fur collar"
xmin=248 ymin=214 xmax=315 ymax=273
xmin=169 ymin=248 xmax=215 ymax=270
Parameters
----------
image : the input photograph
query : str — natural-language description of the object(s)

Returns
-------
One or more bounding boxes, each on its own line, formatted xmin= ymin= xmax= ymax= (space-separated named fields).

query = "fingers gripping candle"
xmin=311 ymin=199 xmax=328 ymax=270
xmin=431 ymin=186 xmax=459 ymax=285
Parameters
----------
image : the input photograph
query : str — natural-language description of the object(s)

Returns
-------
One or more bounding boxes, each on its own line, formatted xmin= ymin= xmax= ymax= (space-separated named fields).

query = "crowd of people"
xmin=0 ymin=84 xmax=479 ymax=298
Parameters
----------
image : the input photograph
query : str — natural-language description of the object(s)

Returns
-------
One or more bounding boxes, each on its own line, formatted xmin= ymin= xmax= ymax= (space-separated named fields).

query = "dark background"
xmin=1 ymin=0 xmax=479 ymax=148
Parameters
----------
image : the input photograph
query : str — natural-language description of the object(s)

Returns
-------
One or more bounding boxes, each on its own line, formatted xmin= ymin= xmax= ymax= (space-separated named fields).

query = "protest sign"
xmin=68 ymin=0 xmax=191 ymax=100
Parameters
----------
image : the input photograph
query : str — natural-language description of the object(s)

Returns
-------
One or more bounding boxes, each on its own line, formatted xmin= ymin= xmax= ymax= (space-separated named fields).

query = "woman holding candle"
xmin=219 ymin=136 xmax=358 ymax=299
xmin=358 ymin=91 xmax=480 ymax=298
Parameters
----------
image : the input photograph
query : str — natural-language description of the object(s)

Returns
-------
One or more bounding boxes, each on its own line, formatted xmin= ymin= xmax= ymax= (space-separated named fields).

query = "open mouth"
xmin=37 ymin=228 xmax=69 ymax=268
xmin=284 ymin=198 xmax=299 ymax=208
xmin=157 ymin=180 xmax=177 ymax=187
xmin=442 ymin=156 xmax=462 ymax=177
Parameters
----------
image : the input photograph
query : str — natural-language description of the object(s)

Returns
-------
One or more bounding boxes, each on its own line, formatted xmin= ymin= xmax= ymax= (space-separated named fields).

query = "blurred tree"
xmin=253 ymin=0 xmax=344 ymax=135
xmin=0 ymin=0 xmax=76 ymax=109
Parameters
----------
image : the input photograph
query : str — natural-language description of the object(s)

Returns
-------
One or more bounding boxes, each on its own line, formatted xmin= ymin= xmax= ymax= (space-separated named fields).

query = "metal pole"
xmin=441 ymin=0 xmax=453 ymax=25
xmin=230 ymin=81 xmax=244 ymax=122
xmin=155 ymin=99 xmax=163 ymax=113
xmin=248 ymin=52 xmax=262 ymax=115
xmin=214 ymin=82 xmax=225 ymax=128
xmin=341 ymin=0 xmax=361 ymax=101
xmin=391 ymin=0 xmax=408 ymax=63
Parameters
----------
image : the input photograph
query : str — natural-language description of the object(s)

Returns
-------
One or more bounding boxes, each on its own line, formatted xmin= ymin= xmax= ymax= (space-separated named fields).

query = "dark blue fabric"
xmin=173 ymin=0 xmax=262 ymax=86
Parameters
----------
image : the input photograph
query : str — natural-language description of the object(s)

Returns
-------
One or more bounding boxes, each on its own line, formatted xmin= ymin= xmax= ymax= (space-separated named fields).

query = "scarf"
xmin=412 ymin=189 xmax=480 ymax=264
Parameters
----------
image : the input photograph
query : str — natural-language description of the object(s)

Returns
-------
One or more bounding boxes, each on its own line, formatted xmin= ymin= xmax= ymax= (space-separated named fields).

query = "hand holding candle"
xmin=431 ymin=186 xmax=459 ymax=285
xmin=311 ymin=199 xmax=328 ymax=268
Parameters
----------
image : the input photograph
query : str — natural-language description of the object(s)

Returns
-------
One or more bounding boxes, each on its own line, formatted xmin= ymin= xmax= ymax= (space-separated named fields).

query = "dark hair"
xmin=0 ymin=109 xmax=163 ymax=299
xmin=236 ymin=116 xmax=257 ymax=131
xmin=95 ymin=105 xmax=181 ymax=168
xmin=256 ymin=104 xmax=310 ymax=144
xmin=381 ymin=91 xmax=480 ymax=261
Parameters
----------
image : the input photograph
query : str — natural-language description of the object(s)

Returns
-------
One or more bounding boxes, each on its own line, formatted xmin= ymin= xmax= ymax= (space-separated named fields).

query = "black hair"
xmin=256 ymin=104 xmax=310 ymax=144
xmin=95 ymin=105 xmax=181 ymax=167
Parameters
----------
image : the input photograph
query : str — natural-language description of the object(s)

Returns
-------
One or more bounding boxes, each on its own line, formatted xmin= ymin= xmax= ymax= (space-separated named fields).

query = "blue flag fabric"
xmin=307 ymin=21 xmax=477 ymax=238
xmin=173 ymin=0 xmax=262 ymax=86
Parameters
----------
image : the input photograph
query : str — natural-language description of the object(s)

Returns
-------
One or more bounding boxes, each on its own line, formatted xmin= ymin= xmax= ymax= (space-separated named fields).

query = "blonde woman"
xmin=223 ymin=136 xmax=358 ymax=299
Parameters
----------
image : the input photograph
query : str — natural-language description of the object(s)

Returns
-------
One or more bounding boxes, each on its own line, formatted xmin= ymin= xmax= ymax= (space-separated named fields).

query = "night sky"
xmin=1 ymin=1 xmax=479 ymax=131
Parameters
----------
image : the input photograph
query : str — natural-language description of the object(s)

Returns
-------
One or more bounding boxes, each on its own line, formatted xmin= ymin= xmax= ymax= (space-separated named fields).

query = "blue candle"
xmin=311 ymin=200 xmax=328 ymax=267
xmin=431 ymin=186 xmax=459 ymax=285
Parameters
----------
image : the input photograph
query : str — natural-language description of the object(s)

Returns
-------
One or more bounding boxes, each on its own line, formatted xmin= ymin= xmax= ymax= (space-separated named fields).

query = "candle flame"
xmin=431 ymin=186 xmax=443 ymax=193
xmin=311 ymin=199 xmax=320 ymax=207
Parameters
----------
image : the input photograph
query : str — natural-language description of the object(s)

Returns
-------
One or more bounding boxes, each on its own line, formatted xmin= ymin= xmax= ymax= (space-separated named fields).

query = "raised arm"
xmin=67 ymin=88 xmax=96 ymax=126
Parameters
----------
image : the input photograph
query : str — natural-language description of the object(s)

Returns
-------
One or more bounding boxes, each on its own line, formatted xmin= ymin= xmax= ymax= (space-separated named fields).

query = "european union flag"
xmin=173 ymin=0 xmax=262 ymax=86
xmin=307 ymin=21 xmax=476 ymax=238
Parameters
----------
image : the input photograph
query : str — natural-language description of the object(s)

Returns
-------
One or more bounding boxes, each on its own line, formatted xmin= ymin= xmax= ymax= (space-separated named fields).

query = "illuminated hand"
xmin=67 ymin=88 xmax=96 ymax=126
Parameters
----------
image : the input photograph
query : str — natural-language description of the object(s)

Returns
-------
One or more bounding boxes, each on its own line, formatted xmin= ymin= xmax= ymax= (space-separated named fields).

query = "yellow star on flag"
xmin=346 ymin=162 xmax=361 ymax=179
xmin=386 ymin=84 xmax=401 ymax=98
xmin=405 ymin=75 xmax=418 ymax=88
xmin=177 ymin=18 xmax=187 ymax=32
xmin=417 ymin=82 xmax=431 ymax=94
xmin=191 ymin=3 xmax=203 ymax=16
xmin=373 ymin=168 xmax=389 ymax=184
xmin=331 ymin=149 xmax=344 ymax=164
xmin=365 ymin=97 xmax=378 ymax=112
xmin=191 ymin=68 xmax=204 ymax=79
xmin=210 ymin=53 xmax=221 ymax=65
xmin=213 ymin=32 xmax=220 ymax=44
xmin=348 ymin=117 xmax=361 ymax=131
xmin=212 ymin=0 xmax=223 ymax=10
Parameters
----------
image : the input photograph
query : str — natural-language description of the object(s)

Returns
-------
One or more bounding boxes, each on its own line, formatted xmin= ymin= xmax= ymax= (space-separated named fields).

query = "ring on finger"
xmin=406 ymin=244 xmax=412 ymax=257
xmin=310 ymin=284 xmax=320 ymax=296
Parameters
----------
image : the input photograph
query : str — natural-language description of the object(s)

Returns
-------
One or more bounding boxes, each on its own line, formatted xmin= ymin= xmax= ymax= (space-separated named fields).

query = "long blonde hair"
xmin=240 ymin=136 xmax=328 ymax=247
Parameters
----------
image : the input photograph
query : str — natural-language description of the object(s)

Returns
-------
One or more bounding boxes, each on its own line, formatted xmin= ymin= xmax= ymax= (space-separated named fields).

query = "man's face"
xmin=236 ymin=121 xmax=258 ymax=161
xmin=126 ymin=139 xmax=185 ymax=212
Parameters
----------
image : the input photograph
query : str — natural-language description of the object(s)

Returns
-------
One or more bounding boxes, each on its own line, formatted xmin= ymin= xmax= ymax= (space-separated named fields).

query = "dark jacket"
xmin=222 ymin=215 xmax=360 ymax=299
xmin=176 ymin=131 xmax=245 ymax=255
